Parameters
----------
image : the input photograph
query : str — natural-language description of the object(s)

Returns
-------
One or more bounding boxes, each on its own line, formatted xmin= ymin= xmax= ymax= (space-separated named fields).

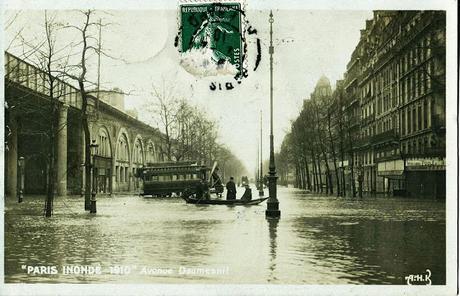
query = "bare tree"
xmin=146 ymin=82 xmax=223 ymax=165
xmin=42 ymin=11 xmax=60 ymax=217
xmin=58 ymin=10 xmax=110 ymax=211
xmin=4 ymin=11 xmax=76 ymax=216
xmin=146 ymin=80 xmax=182 ymax=161
xmin=326 ymin=103 xmax=340 ymax=197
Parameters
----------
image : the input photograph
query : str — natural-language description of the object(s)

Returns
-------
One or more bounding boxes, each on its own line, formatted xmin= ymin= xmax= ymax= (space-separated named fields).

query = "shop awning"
xmin=377 ymin=170 xmax=405 ymax=179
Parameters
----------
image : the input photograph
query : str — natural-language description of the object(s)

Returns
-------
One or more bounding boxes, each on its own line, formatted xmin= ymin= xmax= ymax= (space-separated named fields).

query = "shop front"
xmin=94 ymin=155 xmax=112 ymax=194
xmin=377 ymin=159 xmax=405 ymax=196
xmin=405 ymin=157 xmax=445 ymax=198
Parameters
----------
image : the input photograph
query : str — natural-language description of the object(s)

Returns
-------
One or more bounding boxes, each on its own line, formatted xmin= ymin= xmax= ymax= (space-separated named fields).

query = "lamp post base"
xmin=266 ymin=171 xmax=280 ymax=218
xmin=259 ymin=190 xmax=264 ymax=197
xmin=90 ymin=200 xmax=97 ymax=213
xmin=90 ymin=192 xmax=97 ymax=214
xmin=265 ymin=201 xmax=280 ymax=218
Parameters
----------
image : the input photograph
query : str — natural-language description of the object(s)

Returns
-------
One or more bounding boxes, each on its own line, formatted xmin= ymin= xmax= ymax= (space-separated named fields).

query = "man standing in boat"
xmin=226 ymin=177 xmax=237 ymax=200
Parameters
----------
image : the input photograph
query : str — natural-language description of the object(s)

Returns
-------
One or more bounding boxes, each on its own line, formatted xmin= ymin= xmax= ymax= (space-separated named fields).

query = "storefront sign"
xmin=377 ymin=159 xmax=404 ymax=177
xmin=406 ymin=158 xmax=445 ymax=171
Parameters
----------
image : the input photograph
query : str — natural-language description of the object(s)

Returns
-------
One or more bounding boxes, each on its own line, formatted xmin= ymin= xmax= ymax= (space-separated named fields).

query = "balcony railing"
xmin=5 ymin=52 xmax=82 ymax=110
xmin=346 ymin=115 xmax=361 ymax=128
xmin=361 ymin=113 xmax=375 ymax=126
xmin=356 ymin=137 xmax=372 ymax=148
xmin=371 ymin=129 xmax=399 ymax=145
xmin=402 ymin=147 xmax=445 ymax=159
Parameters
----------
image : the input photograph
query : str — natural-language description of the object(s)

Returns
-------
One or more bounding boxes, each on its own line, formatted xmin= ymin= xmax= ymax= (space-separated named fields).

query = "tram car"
xmin=138 ymin=161 xmax=223 ymax=197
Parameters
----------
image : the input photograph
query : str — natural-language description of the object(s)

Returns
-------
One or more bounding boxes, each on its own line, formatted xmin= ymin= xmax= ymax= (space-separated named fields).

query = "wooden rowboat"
xmin=182 ymin=196 xmax=268 ymax=205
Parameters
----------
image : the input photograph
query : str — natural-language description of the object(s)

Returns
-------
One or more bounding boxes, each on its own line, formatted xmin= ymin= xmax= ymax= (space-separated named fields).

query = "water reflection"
xmin=4 ymin=187 xmax=445 ymax=284
xmin=288 ymin=196 xmax=446 ymax=284
xmin=266 ymin=218 xmax=279 ymax=282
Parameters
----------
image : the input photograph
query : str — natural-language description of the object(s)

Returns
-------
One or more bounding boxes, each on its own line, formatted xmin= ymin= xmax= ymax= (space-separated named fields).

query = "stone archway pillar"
xmin=6 ymin=113 xmax=18 ymax=198
xmin=56 ymin=104 xmax=68 ymax=196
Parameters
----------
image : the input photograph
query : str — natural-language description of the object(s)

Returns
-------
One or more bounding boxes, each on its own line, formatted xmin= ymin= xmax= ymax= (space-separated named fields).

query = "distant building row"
xmin=283 ymin=11 xmax=446 ymax=198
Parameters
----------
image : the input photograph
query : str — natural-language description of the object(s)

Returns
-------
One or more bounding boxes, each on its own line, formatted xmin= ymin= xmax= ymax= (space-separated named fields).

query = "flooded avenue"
xmin=4 ymin=186 xmax=445 ymax=284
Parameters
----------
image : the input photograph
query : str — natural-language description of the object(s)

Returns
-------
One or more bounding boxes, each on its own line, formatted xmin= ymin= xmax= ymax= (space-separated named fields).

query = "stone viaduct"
xmin=5 ymin=52 xmax=165 ymax=197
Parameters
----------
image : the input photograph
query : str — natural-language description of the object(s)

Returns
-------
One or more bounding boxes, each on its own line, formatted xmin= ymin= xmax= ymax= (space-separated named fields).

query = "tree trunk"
xmin=83 ymin=112 xmax=92 ymax=210
xmin=339 ymin=134 xmax=346 ymax=197
xmin=79 ymin=79 xmax=92 ymax=210
xmin=315 ymin=109 xmax=333 ymax=194
xmin=320 ymin=147 xmax=332 ymax=195
xmin=295 ymin=163 xmax=299 ymax=188
xmin=45 ymin=103 xmax=57 ymax=217
xmin=300 ymin=160 xmax=306 ymax=189
xmin=327 ymin=112 xmax=340 ymax=197
xmin=310 ymin=149 xmax=318 ymax=192
xmin=350 ymin=153 xmax=356 ymax=197
xmin=304 ymin=157 xmax=311 ymax=191
xmin=317 ymin=156 xmax=323 ymax=194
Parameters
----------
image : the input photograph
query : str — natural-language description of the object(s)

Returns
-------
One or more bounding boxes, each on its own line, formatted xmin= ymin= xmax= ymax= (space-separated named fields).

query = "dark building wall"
xmin=405 ymin=171 xmax=445 ymax=198
xmin=67 ymin=109 xmax=83 ymax=195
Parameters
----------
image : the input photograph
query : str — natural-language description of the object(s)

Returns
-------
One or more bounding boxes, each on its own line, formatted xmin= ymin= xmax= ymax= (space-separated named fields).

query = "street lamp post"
xmin=259 ymin=110 xmax=264 ymax=197
xmin=89 ymin=140 xmax=99 ymax=214
xmin=266 ymin=10 xmax=280 ymax=219
xmin=18 ymin=156 xmax=25 ymax=203
xmin=358 ymin=162 xmax=363 ymax=198
xmin=80 ymin=163 xmax=85 ymax=197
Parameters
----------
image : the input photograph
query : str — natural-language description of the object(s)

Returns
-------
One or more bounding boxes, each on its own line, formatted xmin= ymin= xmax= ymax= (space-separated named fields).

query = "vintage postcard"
xmin=1 ymin=0 xmax=458 ymax=295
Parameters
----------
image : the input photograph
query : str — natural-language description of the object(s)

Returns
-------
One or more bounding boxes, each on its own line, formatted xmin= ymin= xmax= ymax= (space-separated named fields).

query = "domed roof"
xmin=316 ymin=75 xmax=331 ymax=87
xmin=312 ymin=75 xmax=332 ymax=98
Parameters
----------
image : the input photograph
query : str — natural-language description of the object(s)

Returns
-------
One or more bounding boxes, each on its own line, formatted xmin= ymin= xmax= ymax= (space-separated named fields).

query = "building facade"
xmin=341 ymin=11 xmax=446 ymax=197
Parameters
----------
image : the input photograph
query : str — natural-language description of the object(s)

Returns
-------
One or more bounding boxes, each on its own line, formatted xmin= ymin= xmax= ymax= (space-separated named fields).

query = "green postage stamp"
xmin=179 ymin=2 xmax=244 ymax=77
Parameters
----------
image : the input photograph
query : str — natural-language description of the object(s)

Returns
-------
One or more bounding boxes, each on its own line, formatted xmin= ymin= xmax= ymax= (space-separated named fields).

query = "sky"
xmin=4 ymin=8 xmax=374 ymax=176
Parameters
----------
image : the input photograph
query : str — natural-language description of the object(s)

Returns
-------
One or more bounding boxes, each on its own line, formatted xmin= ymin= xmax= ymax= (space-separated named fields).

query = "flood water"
xmin=4 ymin=186 xmax=445 ymax=284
